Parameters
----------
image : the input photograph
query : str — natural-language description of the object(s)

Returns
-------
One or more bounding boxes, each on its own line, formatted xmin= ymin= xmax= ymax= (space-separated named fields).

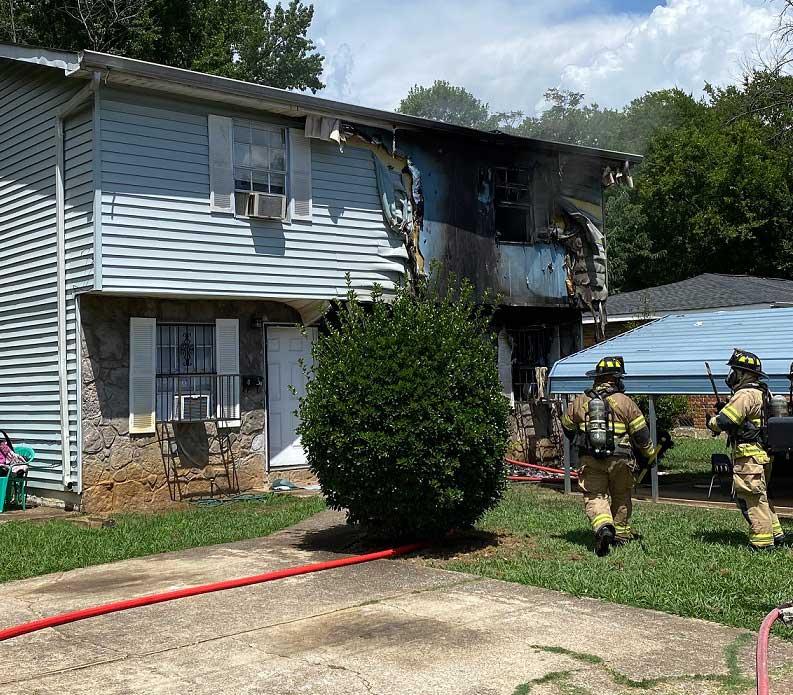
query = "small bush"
xmin=297 ymin=275 xmax=510 ymax=537
xmin=635 ymin=394 xmax=689 ymax=432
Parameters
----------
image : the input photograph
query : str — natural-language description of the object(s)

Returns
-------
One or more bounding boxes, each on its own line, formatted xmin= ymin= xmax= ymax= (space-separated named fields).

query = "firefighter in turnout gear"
xmin=561 ymin=357 xmax=657 ymax=557
xmin=707 ymin=349 xmax=784 ymax=550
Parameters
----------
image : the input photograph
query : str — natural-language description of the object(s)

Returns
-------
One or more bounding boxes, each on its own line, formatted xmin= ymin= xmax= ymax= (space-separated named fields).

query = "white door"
xmin=266 ymin=326 xmax=316 ymax=469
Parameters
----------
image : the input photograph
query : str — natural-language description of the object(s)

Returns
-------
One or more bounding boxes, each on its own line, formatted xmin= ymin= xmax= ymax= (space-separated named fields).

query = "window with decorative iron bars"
xmin=156 ymin=324 xmax=217 ymax=422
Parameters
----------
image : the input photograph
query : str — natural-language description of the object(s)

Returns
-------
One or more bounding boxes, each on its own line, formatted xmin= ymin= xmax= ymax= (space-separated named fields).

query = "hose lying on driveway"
xmin=0 ymin=542 xmax=428 ymax=642
xmin=757 ymin=603 xmax=793 ymax=695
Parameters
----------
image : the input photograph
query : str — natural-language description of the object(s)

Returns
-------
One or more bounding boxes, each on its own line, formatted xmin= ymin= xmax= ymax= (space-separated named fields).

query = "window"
xmin=508 ymin=327 xmax=547 ymax=401
xmin=156 ymin=324 xmax=216 ymax=422
xmin=233 ymin=119 xmax=288 ymax=215
xmin=128 ymin=318 xmax=240 ymax=432
xmin=494 ymin=167 xmax=533 ymax=243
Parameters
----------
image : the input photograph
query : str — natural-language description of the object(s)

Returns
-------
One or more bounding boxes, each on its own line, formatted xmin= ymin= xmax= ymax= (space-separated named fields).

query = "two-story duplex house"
xmin=0 ymin=43 xmax=639 ymax=512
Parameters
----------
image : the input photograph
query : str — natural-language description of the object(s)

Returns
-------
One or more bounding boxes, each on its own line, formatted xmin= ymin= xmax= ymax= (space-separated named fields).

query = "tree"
xmin=398 ymin=80 xmax=496 ymax=129
xmin=297 ymin=274 xmax=510 ymax=537
xmin=514 ymin=88 xmax=623 ymax=150
xmin=607 ymin=109 xmax=793 ymax=291
xmin=0 ymin=0 xmax=324 ymax=91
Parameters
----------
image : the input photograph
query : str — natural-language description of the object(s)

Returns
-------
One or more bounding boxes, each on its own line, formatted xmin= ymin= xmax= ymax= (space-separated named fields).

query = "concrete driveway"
xmin=0 ymin=511 xmax=791 ymax=695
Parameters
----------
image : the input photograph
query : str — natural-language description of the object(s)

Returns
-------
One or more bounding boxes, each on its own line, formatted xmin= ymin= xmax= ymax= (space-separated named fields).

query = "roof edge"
xmin=78 ymin=49 xmax=642 ymax=161
xmin=0 ymin=41 xmax=642 ymax=161
xmin=0 ymin=43 xmax=80 ymax=73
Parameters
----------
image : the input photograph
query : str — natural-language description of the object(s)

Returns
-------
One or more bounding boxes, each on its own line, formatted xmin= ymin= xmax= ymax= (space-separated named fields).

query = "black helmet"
xmin=586 ymin=356 xmax=626 ymax=378
xmin=727 ymin=348 xmax=767 ymax=378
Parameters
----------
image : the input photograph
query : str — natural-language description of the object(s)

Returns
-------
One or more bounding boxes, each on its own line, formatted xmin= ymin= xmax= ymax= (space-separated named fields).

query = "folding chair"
xmin=708 ymin=453 xmax=733 ymax=499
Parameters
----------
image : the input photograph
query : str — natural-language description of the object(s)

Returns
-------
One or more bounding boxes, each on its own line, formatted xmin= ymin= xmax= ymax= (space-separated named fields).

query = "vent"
xmin=176 ymin=394 xmax=210 ymax=421
xmin=248 ymin=192 xmax=287 ymax=220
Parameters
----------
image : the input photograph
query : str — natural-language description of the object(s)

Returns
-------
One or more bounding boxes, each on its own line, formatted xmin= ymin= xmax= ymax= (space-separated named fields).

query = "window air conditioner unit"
xmin=175 ymin=394 xmax=211 ymax=421
xmin=248 ymin=192 xmax=287 ymax=220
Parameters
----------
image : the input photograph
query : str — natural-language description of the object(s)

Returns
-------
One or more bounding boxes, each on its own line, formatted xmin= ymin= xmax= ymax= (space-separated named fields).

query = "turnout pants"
xmin=733 ymin=456 xmax=783 ymax=548
xmin=578 ymin=455 xmax=635 ymax=540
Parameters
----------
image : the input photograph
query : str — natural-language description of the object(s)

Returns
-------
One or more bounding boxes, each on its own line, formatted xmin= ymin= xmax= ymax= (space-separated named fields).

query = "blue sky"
xmin=307 ymin=0 xmax=779 ymax=114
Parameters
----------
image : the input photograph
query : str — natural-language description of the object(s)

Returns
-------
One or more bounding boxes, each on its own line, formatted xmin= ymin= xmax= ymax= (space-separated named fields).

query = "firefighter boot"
xmin=595 ymin=524 xmax=616 ymax=557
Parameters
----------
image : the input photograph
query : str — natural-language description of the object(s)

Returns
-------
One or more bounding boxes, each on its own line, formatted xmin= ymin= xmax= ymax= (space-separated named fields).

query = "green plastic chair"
xmin=0 ymin=471 xmax=10 ymax=513
xmin=0 ymin=444 xmax=34 ymax=512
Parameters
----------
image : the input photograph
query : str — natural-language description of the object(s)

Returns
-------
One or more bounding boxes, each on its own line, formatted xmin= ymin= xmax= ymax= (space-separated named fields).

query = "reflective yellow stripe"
xmin=750 ymin=533 xmax=774 ymax=547
xmin=591 ymin=514 xmax=613 ymax=529
xmin=772 ymin=521 xmax=784 ymax=535
xmin=721 ymin=404 xmax=742 ymax=424
xmin=561 ymin=413 xmax=574 ymax=429
xmin=578 ymin=423 xmax=627 ymax=433
xmin=628 ymin=415 xmax=647 ymax=434
xmin=750 ymin=418 xmax=762 ymax=426
xmin=736 ymin=444 xmax=768 ymax=458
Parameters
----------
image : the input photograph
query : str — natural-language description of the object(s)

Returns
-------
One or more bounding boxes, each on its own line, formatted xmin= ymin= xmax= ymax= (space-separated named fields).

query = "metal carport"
xmin=548 ymin=307 xmax=793 ymax=499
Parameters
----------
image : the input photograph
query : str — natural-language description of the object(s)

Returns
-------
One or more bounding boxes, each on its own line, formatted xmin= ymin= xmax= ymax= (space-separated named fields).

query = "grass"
xmin=435 ymin=485 xmax=793 ymax=640
xmin=0 ymin=494 xmax=325 ymax=583
xmin=511 ymin=635 xmax=756 ymax=694
xmin=660 ymin=436 xmax=727 ymax=476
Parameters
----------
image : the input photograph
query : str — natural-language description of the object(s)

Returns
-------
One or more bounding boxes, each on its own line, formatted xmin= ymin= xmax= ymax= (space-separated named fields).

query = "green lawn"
xmin=435 ymin=485 xmax=793 ymax=639
xmin=661 ymin=436 xmax=727 ymax=476
xmin=0 ymin=494 xmax=325 ymax=583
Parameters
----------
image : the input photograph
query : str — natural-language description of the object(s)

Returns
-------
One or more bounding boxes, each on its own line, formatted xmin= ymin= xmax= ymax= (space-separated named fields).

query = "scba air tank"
xmin=588 ymin=396 xmax=608 ymax=450
xmin=770 ymin=394 xmax=789 ymax=419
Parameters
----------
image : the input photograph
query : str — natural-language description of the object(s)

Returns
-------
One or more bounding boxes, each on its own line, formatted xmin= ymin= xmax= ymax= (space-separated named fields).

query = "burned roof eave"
xmin=0 ymin=42 xmax=641 ymax=164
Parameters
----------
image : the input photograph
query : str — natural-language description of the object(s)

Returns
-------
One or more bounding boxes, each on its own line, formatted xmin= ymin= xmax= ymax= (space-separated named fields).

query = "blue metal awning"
xmin=549 ymin=307 xmax=793 ymax=395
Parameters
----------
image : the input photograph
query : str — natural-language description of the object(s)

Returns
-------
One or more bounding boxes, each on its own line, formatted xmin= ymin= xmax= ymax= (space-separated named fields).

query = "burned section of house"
xmin=348 ymin=127 xmax=634 ymax=464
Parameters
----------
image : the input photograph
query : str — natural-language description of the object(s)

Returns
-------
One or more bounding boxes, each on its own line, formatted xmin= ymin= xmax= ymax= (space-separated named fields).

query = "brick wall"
xmin=686 ymin=395 xmax=719 ymax=429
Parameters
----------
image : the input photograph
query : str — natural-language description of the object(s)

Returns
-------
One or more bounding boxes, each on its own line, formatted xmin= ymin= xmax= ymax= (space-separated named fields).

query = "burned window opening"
xmin=507 ymin=326 xmax=548 ymax=401
xmin=495 ymin=166 xmax=534 ymax=244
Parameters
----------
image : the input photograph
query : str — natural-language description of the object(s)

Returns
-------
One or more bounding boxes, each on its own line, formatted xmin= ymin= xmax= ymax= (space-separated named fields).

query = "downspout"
xmin=54 ymin=73 xmax=101 ymax=490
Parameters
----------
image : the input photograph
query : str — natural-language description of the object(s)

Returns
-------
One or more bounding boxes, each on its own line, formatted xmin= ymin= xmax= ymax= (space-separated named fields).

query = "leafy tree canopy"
xmin=0 ymin=0 xmax=324 ymax=91
xmin=398 ymin=80 xmax=499 ymax=129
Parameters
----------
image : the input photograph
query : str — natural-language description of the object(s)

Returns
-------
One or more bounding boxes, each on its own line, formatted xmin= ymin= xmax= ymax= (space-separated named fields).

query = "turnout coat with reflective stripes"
xmin=708 ymin=386 xmax=770 ymax=462
xmin=561 ymin=390 xmax=656 ymax=463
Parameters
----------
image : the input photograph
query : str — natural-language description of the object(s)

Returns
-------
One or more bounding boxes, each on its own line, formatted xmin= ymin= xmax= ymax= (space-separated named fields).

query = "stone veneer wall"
xmin=80 ymin=295 xmax=300 ymax=513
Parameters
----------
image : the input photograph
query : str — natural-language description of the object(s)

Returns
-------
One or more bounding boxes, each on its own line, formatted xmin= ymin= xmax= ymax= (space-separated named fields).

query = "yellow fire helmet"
xmin=727 ymin=348 xmax=767 ymax=378
xmin=586 ymin=356 xmax=626 ymax=377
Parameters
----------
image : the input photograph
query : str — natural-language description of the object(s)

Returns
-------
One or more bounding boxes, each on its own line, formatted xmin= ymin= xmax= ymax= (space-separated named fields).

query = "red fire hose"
xmin=0 ymin=542 xmax=428 ymax=642
xmin=505 ymin=457 xmax=578 ymax=482
xmin=756 ymin=604 xmax=792 ymax=695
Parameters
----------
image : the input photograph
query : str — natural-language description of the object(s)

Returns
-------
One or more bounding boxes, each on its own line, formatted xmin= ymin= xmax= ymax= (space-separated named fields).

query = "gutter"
xmin=54 ymin=72 xmax=101 ymax=490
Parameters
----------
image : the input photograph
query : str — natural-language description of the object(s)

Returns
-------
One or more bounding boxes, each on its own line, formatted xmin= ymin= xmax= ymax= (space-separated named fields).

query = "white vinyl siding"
xmin=0 ymin=59 xmax=93 ymax=490
xmin=129 ymin=317 xmax=156 ymax=434
xmin=98 ymin=89 xmax=407 ymax=299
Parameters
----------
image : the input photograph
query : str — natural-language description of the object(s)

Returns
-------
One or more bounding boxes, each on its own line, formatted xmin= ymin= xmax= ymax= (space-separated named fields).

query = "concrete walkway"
xmin=0 ymin=511 xmax=791 ymax=695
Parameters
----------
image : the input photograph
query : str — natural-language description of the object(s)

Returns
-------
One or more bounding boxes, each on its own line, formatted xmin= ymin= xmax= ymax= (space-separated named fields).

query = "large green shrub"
xmin=297 ymin=276 xmax=510 ymax=537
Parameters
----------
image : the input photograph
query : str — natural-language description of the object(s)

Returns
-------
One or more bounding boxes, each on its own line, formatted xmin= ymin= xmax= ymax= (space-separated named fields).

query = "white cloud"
xmin=560 ymin=0 xmax=778 ymax=107
xmin=308 ymin=0 xmax=779 ymax=115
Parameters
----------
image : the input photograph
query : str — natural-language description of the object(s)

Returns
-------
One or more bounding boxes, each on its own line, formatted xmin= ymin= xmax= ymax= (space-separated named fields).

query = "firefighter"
xmin=707 ymin=349 xmax=784 ymax=550
xmin=561 ymin=356 xmax=657 ymax=556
